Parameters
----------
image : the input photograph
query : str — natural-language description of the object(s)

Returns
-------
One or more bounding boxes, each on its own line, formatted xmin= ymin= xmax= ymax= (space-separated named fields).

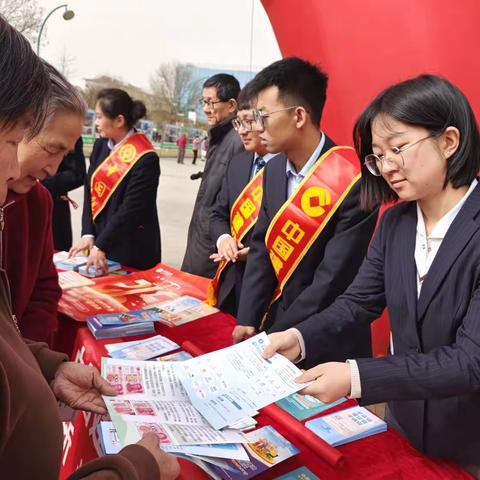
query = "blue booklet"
xmin=276 ymin=393 xmax=347 ymax=421
xmin=305 ymin=406 xmax=387 ymax=447
xmin=87 ymin=316 xmax=155 ymax=340
xmin=274 ymin=467 xmax=320 ymax=479
xmin=87 ymin=308 xmax=163 ymax=326
xmin=78 ymin=259 xmax=121 ymax=278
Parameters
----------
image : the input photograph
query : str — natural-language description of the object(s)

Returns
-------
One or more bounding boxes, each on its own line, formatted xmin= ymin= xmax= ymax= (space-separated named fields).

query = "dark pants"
xmin=192 ymin=149 xmax=198 ymax=164
xmin=177 ymin=147 xmax=185 ymax=164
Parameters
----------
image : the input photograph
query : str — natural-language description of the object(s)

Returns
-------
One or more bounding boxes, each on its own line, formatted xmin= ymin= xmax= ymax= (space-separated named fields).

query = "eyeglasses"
xmin=232 ymin=113 xmax=256 ymax=132
xmin=364 ymin=134 xmax=433 ymax=176
xmin=198 ymin=98 xmax=228 ymax=109
xmin=253 ymin=106 xmax=299 ymax=131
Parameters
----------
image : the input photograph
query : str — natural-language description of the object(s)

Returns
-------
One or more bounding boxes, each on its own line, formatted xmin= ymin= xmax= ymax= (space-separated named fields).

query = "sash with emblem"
xmin=260 ymin=146 xmax=361 ymax=328
xmin=207 ymin=169 xmax=264 ymax=306
xmin=91 ymin=132 xmax=155 ymax=221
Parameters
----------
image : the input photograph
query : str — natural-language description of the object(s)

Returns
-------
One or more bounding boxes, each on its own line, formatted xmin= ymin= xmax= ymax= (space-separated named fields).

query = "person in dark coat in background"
xmin=42 ymin=137 xmax=86 ymax=251
xmin=70 ymin=88 xmax=161 ymax=271
xmin=182 ymin=74 xmax=244 ymax=278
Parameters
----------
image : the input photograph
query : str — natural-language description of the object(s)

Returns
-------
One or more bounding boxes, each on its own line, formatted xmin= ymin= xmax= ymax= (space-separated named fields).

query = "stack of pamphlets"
xmin=58 ymin=271 xmax=95 ymax=290
xmin=87 ymin=315 xmax=155 ymax=340
xmin=78 ymin=259 xmax=121 ymax=277
xmin=305 ymin=405 xmax=387 ymax=446
xmin=54 ymin=251 xmax=88 ymax=271
xmin=101 ymin=333 xmax=310 ymax=475
xmin=107 ymin=335 xmax=179 ymax=361
xmin=276 ymin=393 xmax=347 ymax=421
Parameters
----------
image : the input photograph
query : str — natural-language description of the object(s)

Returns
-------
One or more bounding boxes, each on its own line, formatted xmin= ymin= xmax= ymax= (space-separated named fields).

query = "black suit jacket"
xmin=297 ymin=181 xmax=480 ymax=464
xmin=82 ymin=137 xmax=161 ymax=270
xmin=237 ymin=136 xmax=378 ymax=353
xmin=210 ymin=151 xmax=284 ymax=315
xmin=42 ymin=137 xmax=85 ymax=251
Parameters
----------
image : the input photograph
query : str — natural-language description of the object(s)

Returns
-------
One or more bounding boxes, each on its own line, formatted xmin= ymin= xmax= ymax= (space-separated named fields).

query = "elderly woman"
xmin=0 ymin=16 xmax=179 ymax=480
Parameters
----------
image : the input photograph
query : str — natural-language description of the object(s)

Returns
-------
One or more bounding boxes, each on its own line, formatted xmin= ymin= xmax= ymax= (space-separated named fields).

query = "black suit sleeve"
xmin=272 ymin=181 xmax=379 ymax=331
xmin=42 ymin=137 xmax=86 ymax=196
xmin=94 ymin=152 xmax=160 ymax=253
xmin=236 ymin=167 xmax=278 ymax=328
xmin=296 ymin=209 xmax=389 ymax=365
xmin=210 ymin=172 xmax=232 ymax=245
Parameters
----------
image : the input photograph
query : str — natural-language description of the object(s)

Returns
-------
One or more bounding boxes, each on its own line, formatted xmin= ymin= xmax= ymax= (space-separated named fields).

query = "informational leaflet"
xmin=108 ymin=335 xmax=179 ymax=361
xmin=179 ymin=332 xmax=311 ymax=429
xmin=102 ymin=358 xmax=248 ymax=446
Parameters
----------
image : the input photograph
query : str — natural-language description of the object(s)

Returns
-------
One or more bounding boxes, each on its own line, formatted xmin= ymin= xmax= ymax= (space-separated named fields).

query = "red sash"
xmin=262 ymin=146 xmax=361 ymax=326
xmin=207 ymin=170 xmax=264 ymax=306
xmin=91 ymin=132 xmax=155 ymax=220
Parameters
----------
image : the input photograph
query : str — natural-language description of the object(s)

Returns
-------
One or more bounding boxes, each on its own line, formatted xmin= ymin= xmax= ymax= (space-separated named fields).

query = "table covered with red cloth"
xmin=59 ymin=313 xmax=473 ymax=480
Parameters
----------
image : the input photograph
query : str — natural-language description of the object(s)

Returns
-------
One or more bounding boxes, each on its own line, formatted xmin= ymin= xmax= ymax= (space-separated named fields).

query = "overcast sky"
xmin=35 ymin=0 xmax=281 ymax=90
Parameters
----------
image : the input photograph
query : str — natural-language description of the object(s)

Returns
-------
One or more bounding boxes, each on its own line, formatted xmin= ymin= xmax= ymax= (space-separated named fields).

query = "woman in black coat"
xmin=70 ymin=89 xmax=161 ymax=271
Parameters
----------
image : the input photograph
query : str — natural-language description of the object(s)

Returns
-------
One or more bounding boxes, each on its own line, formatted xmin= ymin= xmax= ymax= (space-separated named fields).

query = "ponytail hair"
xmin=96 ymin=88 xmax=146 ymax=128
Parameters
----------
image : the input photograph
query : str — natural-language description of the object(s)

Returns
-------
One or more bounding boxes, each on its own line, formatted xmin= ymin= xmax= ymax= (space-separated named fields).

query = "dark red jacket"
xmin=2 ymin=183 xmax=62 ymax=344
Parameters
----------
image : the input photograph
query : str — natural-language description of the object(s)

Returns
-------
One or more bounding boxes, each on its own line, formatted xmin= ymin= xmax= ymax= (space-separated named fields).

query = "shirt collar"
xmin=107 ymin=128 xmax=135 ymax=151
xmin=254 ymin=152 xmax=277 ymax=163
xmin=416 ymin=178 xmax=478 ymax=240
xmin=286 ymin=132 xmax=325 ymax=179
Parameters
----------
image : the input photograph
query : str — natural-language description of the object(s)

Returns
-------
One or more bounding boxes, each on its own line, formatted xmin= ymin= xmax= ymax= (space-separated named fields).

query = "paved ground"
xmin=70 ymin=156 xmax=203 ymax=269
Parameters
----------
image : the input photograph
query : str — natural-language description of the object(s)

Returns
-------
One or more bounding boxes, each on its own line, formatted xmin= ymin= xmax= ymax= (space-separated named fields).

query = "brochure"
xmin=305 ymin=406 xmax=387 ymax=447
xmin=78 ymin=259 xmax=121 ymax=278
xmin=276 ymin=393 xmax=347 ymax=421
xmin=273 ymin=467 xmax=320 ymax=479
xmin=109 ymin=335 xmax=180 ymax=361
xmin=180 ymin=332 xmax=311 ymax=430
xmin=87 ymin=317 xmax=155 ymax=340
xmin=58 ymin=270 xmax=95 ymax=290
xmin=207 ymin=426 xmax=300 ymax=479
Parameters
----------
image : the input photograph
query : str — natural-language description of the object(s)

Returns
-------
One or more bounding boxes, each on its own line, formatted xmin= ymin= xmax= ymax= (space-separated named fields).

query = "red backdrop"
xmin=261 ymin=0 xmax=480 ymax=145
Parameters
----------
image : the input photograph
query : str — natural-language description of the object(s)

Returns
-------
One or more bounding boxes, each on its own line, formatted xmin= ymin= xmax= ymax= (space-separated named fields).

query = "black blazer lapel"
xmin=417 ymin=184 xmax=480 ymax=321
xmin=236 ymin=152 xmax=255 ymax=193
xmin=398 ymin=203 xmax=419 ymax=323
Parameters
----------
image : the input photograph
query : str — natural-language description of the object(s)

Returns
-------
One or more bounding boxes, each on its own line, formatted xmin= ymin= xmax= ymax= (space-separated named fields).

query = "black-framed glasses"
xmin=364 ymin=134 xmax=434 ymax=176
xmin=253 ymin=106 xmax=299 ymax=130
xmin=232 ymin=112 xmax=256 ymax=132
xmin=198 ymin=98 xmax=228 ymax=109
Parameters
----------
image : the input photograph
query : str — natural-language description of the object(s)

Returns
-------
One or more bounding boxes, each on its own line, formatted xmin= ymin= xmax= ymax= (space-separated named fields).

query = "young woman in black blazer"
xmin=264 ymin=75 xmax=480 ymax=475
xmin=70 ymin=89 xmax=161 ymax=271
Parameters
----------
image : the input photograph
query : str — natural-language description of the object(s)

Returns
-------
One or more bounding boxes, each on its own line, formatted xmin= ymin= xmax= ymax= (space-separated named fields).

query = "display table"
xmin=59 ymin=319 xmax=473 ymax=480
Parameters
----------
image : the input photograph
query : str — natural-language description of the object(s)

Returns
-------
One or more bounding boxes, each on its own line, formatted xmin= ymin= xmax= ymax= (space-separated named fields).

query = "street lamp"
xmin=36 ymin=4 xmax=75 ymax=56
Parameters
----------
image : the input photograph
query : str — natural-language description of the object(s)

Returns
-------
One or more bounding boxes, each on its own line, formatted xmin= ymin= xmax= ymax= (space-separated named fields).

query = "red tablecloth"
xmin=59 ymin=314 xmax=473 ymax=480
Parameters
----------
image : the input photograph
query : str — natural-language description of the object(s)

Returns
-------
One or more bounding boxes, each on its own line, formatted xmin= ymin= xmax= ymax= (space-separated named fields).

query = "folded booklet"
xmin=305 ymin=405 xmax=387 ymax=447
xmin=276 ymin=393 xmax=347 ymax=421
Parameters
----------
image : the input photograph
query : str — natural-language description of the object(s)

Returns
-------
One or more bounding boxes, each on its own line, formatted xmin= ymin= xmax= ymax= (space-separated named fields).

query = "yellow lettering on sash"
xmin=239 ymin=198 xmax=256 ymax=219
xmin=232 ymin=212 xmax=245 ymax=235
xmin=281 ymin=220 xmax=305 ymax=244
xmin=119 ymin=144 xmax=136 ymax=164
xmin=94 ymin=181 xmax=107 ymax=197
xmin=272 ymin=236 xmax=294 ymax=261
xmin=252 ymin=185 xmax=263 ymax=204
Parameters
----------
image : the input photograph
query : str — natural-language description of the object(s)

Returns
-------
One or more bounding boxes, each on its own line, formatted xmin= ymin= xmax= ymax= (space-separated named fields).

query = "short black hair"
xmin=203 ymin=74 xmax=240 ymax=101
xmin=237 ymin=83 xmax=256 ymax=111
xmin=96 ymin=88 xmax=146 ymax=128
xmin=246 ymin=57 xmax=328 ymax=126
xmin=0 ymin=16 xmax=50 ymax=137
xmin=354 ymin=74 xmax=480 ymax=210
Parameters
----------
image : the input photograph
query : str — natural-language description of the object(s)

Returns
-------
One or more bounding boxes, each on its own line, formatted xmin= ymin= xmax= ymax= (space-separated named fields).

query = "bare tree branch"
xmin=0 ymin=0 xmax=44 ymax=41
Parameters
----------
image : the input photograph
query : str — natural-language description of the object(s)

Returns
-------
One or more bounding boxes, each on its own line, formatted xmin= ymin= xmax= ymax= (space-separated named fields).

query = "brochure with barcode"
xmin=305 ymin=406 xmax=387 ymax=447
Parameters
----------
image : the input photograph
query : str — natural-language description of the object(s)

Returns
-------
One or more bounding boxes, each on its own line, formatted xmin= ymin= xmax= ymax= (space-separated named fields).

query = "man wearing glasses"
xmin=182 ymin=73 xmax=244 ymax=278
xmin=232 ymin=58 xmax=378 ymax=365
xmin=207 ymin=86 xmax=282 ymax=316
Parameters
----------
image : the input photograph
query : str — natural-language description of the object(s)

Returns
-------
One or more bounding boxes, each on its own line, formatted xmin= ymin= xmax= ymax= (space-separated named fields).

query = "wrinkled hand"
xmin=52 ymin=362 xmax=118 ymax=415
xmin=218 ymin=236 xmax=244 ymax=263
xmin=69 ymin=236 xmax=94 ymax=257
xmin=86 ymin=247 xmax=107 ymax=274
xmin=232 ymin=325 xmax=256 ymax=344
xmin=262 ymin=330 xmax=301 ymax=362
xmin=295 ymin=362 xmax=352 ymax=404
xmin=236 ymin=247 xmax=250 ymax=262
xmin=138 ymin=433 xmax=180 ymax=480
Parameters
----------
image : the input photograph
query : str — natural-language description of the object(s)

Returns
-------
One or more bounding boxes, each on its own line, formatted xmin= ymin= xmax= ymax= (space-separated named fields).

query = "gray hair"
xmin=43 ymin=61 xmax=87 ymax=125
